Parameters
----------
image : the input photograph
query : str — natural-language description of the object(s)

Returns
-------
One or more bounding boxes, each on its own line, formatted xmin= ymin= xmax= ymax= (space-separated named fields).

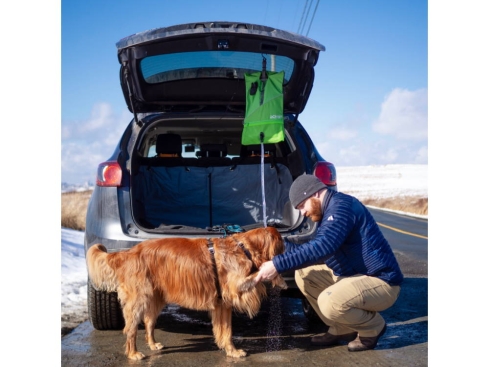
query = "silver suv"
xmin=84 ymin=21 xmax=336 ymax=330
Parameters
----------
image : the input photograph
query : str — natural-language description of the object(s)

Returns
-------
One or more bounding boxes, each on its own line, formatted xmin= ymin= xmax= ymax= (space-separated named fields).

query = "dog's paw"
xmin=128 ymin=351 xmax=146 ymax=360
xmin=226 ymin=348 xmax=247 ymax=358
xmin=149 ymin=342 xmax=164 ymax=351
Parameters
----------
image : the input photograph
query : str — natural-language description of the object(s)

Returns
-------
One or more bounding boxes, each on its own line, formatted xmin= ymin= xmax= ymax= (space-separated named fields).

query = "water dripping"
xmin=265 ymin=287 xmax=283 ymax=352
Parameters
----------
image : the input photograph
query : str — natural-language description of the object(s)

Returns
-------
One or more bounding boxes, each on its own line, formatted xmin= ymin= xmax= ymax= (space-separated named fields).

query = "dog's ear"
xmin=263 ymin=227 xmax=284 ymax=260
xmin=240 ymin=229 xmax=265 ymax=256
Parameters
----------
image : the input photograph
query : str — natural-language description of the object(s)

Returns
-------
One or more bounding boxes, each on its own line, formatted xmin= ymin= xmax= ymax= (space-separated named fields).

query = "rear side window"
xmin=140 ymin=51 xmax=294 ymax=84
xmin=147 ymin=143 xmax=199 ymax=158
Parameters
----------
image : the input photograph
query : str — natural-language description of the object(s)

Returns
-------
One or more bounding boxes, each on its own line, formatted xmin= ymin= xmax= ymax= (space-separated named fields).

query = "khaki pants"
xmin=295 ymin=264 xmax=400 ymax=337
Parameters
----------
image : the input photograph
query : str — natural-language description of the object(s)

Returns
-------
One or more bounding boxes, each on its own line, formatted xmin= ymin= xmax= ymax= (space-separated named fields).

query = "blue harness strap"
xmin=235 ymin=240 xmax=258 ymax=272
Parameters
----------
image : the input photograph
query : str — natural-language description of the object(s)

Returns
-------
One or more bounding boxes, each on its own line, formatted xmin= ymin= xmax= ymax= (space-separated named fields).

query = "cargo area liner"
xmin=132 ymin=160 xmax=294 ymax=231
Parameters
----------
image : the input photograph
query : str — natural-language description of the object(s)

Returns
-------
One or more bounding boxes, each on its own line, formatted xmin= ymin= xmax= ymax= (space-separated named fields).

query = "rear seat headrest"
xmin=199 ymin=144 xmax=228 ymax=158
xmin=156 ymin=133 xmax=182 ymax=156
xmin=240 ymin=144 xmax=276 ymax=157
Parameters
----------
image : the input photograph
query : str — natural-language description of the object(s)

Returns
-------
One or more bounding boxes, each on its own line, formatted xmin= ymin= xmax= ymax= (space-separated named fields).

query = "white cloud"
xmin=372 ymin=88 xmax=427 ymax=140
xmin=63 ymin=102 xmax=129 ymax=142
xmin=315 ymin=135 xmax=428 ymax=168
xmin=337 ymin=145 xmax=368 ymax=165
xmin=311 ymin=89 xmax=429 ymax=167
xmin=61 ymin=102 xmax=132 ymax=184
xmin=414 ymin=145 xmax=428 ymax=164
xmin=79 ymin=103 xmax=114 ymax=133
xmin=378 ymin=147 xmax=399 ymax=163
xmin=316 ymin=139 xmax=377 ymax=167
xmin=328 ymin=126 xmax=358 ymax=141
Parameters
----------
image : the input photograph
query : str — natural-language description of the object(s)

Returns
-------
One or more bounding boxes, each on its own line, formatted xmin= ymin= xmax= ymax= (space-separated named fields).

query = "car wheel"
xmin=301 ymin=298 xmax=322 ymax=322
xmin=87 ymin=278 xmax=124 ymax=330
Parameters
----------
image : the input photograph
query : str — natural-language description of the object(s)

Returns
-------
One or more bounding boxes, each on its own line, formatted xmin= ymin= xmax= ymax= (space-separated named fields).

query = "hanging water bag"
xmin=242 ymin=70 xmax=285 ymax=145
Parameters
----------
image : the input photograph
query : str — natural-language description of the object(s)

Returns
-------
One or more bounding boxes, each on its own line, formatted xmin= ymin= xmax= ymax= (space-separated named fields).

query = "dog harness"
xmin=234 ymin=239 xmax=258 ymax=272
xmin=206 ymin=237 xmax=258 ymax=299
xmin=207 ymin=239 xmax=222 ymax=299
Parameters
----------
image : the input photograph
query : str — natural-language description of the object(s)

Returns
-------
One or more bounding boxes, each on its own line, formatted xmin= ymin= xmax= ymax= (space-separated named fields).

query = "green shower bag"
xmin=242 ymin=70 xmax=285 ymax=145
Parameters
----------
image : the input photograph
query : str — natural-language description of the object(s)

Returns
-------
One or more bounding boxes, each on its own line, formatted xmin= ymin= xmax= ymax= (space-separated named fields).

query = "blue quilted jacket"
xmin=273 ymin=190 xmax=404 ymax=286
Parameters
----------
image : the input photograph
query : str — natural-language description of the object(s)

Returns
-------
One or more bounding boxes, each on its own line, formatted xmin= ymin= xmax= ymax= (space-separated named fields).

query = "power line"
xmin=297 ymin=0 xmax=313 ymax=35
xmin=305 ymin=0 xmax=321 ymax=37
xmin=297 ymin=0 xmax=321 ymax=36
xmin=297 ymin=0 xmax=308 ymax=34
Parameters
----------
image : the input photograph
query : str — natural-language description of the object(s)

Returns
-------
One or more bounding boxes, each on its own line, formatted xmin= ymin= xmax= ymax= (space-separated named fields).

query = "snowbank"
xmin=336 ymin=164 xmax=427 ymax=200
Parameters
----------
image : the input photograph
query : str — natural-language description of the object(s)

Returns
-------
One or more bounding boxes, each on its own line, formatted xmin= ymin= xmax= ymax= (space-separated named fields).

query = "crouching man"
xmin=254 ymin=174 xmax=403 ymax=351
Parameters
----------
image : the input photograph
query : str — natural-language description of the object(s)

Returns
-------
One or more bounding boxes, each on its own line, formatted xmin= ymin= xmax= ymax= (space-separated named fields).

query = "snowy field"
xmin=336 ymin=164 xmax=427 ymax=200
xmin=62 ymin=229 xmax=88 ymax=327
xmin=61 ymin=164 xmax=428 ymax=330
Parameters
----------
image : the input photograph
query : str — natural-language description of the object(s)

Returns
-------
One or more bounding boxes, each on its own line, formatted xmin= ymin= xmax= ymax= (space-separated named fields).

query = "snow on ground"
xmin=60 ymin=164 xmax=428 ymax=329
xmin=61 ymin=229 xmax=88 ymax=323
xmin=336 ymin=164 xmax=427 ymax=200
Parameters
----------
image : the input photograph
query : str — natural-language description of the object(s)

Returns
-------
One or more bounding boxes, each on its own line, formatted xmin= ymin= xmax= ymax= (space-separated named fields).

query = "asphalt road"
xmin=369 ymin=208 xmax=428 ymax=277
xmin=61 ymin=210 xmax=428 ymax=366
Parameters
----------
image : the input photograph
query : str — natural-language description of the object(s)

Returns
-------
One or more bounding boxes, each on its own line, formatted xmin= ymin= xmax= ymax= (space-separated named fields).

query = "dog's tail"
xmin=86 ymin=244 xmax=119 ymax=292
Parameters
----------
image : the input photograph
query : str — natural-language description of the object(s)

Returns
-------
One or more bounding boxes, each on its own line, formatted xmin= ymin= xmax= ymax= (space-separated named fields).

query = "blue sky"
xmin=60 ymin=0 xmax=429 ymax=184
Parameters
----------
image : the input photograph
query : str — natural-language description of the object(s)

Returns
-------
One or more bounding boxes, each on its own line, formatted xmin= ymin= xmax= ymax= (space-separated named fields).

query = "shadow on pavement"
xmin=149 ymin=277 xmax=427 ymax=351
xmin=62 ymin=277 xmax=428 ymax=366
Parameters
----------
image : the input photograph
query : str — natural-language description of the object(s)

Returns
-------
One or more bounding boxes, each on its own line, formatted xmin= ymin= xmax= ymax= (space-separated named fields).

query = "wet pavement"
xmin=62 ymin=276 xmax=427 ymax=366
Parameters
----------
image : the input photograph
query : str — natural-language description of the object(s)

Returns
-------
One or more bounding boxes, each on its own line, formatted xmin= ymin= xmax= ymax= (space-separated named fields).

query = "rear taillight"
xmin=314 ymin=161 xmax=337 ymax=187
xmin=96 ymin=161 xmax=122 ymax=187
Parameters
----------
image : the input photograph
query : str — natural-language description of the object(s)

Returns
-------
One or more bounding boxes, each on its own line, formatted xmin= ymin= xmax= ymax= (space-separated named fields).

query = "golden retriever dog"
xmin=86 ymin=226 xmax=286 ymax=360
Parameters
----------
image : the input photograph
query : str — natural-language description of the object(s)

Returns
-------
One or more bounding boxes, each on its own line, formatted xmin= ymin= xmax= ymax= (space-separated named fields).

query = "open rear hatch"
xmin=116 ymin=21 xmax=325 ymax=115
xmin=118 ymin=22 xmax=325 ymax=234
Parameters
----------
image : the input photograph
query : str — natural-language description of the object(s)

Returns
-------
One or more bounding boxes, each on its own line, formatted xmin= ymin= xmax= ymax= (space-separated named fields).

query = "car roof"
xmin=117 ymin=21 xmax=325 ymax=114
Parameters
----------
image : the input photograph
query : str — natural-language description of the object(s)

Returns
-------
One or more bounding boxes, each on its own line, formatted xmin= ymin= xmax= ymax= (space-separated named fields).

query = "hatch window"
xmin=140 ymin=51 xmax=294 ymax=84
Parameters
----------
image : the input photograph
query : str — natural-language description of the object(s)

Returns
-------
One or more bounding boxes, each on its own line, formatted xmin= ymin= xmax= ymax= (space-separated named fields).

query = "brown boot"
xmin=347 ymin=324 xmax=387 ymax=352
xmin=311 ymin=332 xmax=358 ymax=346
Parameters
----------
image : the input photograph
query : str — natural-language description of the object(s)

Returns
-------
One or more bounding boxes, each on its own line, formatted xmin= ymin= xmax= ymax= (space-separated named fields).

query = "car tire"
xmin=301 ymin=298 xmax=322 ymax=322
xmin=87 ymin=278 xmax=124 ymax=330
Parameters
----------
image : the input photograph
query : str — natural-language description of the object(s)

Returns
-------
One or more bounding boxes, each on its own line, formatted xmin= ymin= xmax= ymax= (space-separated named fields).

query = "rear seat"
xmin=231 ymin=143 xmax=288 ymax=167
xmin=156 ymin=133 xmax=182 ymax=157
xmin=137 ymin=133 xmax=198 ymax=168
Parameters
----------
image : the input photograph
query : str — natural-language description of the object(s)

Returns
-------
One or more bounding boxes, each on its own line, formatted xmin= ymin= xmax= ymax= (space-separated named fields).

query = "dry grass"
xmin=61 ymin=191 xmax=93 ymax=231
xmin=362 ymin=196 xmax=428 ymax=216
xmin=61 ymin=191 xmax=428 ymax=232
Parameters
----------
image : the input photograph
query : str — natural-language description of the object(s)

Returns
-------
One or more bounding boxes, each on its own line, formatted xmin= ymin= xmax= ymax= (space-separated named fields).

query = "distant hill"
xmin=61 ymin=182 xmax=94 ymax=193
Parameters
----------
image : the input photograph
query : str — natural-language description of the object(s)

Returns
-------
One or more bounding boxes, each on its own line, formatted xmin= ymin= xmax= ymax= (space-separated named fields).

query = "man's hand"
xmin=254 ymin=261 xmax=278 ymax=284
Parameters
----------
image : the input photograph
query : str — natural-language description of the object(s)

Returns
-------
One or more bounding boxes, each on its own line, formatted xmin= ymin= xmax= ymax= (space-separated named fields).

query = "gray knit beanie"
xmin=289 ymin=174 xmax=327 ymax=208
